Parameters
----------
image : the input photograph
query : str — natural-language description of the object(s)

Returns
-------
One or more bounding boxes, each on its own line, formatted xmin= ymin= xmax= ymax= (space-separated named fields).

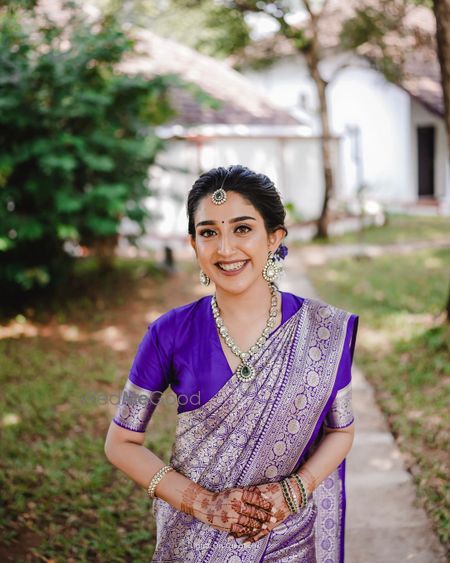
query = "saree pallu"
xmin=151 ymin=298 xmax=354 ymax=563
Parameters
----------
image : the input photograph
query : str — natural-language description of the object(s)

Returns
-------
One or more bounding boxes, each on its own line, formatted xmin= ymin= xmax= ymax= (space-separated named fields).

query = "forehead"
xmin=194 ymin=191 xmax=261 ymax=222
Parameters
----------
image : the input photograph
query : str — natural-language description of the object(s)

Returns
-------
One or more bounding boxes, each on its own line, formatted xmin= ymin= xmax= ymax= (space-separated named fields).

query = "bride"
xmin=105 ymin=164 xmax=358 ymax=562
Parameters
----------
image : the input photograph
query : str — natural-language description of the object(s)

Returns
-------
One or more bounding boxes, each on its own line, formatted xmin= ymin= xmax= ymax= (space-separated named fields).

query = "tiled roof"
xmin=118 ymin=29 xmax=302 ymax=127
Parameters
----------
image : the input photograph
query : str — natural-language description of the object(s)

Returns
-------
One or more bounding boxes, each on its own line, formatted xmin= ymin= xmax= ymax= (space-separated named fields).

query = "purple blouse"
xmin=114 ymin=291 xmax=359 ymax=423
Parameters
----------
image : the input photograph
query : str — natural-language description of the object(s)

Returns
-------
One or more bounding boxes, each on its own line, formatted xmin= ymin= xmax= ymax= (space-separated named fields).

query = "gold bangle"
xmin=147 ymin=465 xmax=174 ymax=499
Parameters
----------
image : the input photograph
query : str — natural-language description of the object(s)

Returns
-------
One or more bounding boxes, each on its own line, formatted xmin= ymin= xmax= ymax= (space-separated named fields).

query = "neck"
xmin=214 ymin=279 xmax=277 ymax=324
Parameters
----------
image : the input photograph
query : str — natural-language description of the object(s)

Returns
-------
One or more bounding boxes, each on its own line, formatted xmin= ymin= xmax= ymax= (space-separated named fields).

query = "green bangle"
xmin=280 ymin=479 xmax=297 ymax=513
xmin=285 ymin=477 xmax=299 ymax=512
xmin=291 ymin=473 xmax=308 ymax=508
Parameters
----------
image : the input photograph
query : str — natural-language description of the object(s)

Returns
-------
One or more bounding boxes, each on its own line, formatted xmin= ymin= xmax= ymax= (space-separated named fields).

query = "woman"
xmin=104 ymin=165 xmax=358 ymax=562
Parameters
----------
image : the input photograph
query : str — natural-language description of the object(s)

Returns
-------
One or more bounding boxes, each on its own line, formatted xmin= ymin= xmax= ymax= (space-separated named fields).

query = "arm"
xmin=104 ymin=420 xmax=275 ymax=535
xmin=104 ymin=421 xmax=195 ymax=512
xmin=105 ymin=315 xmax=275 ymax=537
xmin=292 ymin=422 xmax=355 ymax=495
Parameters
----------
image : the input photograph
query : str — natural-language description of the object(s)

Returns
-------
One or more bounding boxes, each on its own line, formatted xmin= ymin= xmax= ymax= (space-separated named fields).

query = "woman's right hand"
xmin=180 ymin=482 xmax=277 ymax=537
xmin=227 ymin=479 xmax=297 ymax=544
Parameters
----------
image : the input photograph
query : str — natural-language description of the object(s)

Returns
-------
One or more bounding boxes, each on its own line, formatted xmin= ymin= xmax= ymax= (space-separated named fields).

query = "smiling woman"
xmin=104 ymin=165 xmax=359 ymax=562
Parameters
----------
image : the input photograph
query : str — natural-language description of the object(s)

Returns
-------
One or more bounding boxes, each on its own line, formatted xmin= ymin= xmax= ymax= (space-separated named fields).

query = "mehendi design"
xmin=180 ymin=481 xmax=203 ymax=516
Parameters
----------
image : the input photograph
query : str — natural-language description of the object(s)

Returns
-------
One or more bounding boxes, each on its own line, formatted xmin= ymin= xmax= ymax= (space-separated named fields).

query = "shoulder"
xmin=147 ymin=295 xmax=211 ymax=335
xmin=280 ymin=290 xmax=304 ymax=306
xmin=302 ymin=296 xmax=356 ymax=317
xmin=301 ymin=297 xmax=359 ymax=332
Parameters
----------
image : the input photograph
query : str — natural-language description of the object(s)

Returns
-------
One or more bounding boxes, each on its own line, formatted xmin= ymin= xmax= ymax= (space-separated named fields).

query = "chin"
xmin=217 ymin=277 xmax=262 ymax=294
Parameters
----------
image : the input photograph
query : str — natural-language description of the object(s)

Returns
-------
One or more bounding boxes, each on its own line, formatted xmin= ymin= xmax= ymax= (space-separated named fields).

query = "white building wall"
xmin=127 ymin=134 xmax=340 ymax=248
xmin=242 ymin=56 xmax=441 ymax=206
xmin=328 ymin=65 xmax=413 ymax=204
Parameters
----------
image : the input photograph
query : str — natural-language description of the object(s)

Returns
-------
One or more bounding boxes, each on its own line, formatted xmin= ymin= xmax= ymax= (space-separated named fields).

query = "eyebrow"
xmin=195 ymin=216 xmax=256 ymax=228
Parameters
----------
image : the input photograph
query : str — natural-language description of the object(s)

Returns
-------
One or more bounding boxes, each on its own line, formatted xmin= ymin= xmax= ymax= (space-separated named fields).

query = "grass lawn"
xmin=301 ymin=214 xmax=450 ymax=246
xmin=0 ymin=257 xmax=198 ymax=561
xmin=307 ymin=246 xmax=450 ymax=548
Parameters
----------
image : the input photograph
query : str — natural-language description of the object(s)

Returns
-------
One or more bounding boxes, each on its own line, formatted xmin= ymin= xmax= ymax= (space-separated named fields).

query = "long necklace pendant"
xmin=236 ymin=361 xmax=256 ymax=383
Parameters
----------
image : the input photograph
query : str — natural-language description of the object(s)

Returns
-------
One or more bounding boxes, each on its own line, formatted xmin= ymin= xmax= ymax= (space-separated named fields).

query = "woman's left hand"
xmin=228 ymin=481 xmax=292 ymax=544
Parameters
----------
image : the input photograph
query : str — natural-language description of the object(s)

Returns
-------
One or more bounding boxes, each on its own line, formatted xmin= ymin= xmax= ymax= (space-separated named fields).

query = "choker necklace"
xmin=211 ymin=283 xmax=279 ymax=383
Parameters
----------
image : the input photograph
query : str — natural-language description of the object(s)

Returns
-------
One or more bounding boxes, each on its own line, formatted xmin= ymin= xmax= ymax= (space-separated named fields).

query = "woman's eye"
xmin=199 ymin=225 xmax=251 ymax=238
xmin=199 ymin=229 xmax=215 ymax=238
xmin=236 ymin=225 xmax=251 ymax=234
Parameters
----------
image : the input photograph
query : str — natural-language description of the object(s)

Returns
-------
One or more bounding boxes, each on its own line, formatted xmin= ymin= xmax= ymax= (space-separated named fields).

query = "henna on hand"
xmin=180 ymin=481 xmax=204 ymax=516
xmin=181 ymin=483 xmax=274 ymax=537
xmin=228 ymin=481 xmax=289 ymax=544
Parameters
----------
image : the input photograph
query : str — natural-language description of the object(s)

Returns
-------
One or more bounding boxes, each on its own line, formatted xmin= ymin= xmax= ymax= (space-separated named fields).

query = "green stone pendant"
xmin=236 ymin=362 xmax=256 ymax=383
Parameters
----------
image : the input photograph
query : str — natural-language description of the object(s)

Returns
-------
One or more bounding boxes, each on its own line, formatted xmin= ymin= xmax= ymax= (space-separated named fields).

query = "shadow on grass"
xmin=0 ymin=257 xmax=195 ymax=561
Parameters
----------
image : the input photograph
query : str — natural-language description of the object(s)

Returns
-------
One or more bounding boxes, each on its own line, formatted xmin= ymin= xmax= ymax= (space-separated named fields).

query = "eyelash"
xmin=199 ymin=225 xmax=252 ymax=238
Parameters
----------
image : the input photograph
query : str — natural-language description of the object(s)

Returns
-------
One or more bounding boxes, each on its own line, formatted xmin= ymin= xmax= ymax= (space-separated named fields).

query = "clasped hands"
xmin=187 ymin=479 xmax=302 ymax=545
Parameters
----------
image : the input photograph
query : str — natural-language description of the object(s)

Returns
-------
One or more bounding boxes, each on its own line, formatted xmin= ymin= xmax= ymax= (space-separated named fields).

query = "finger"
xmin=230 ymin=522 xmax=255 ymax=537
xmin=242 ymin=488 xmax=272 ymax=512
xmin=233 ymin=501 xmax=272 ymax=523
xmin=237 ymin=514 xmax=263 ymax=530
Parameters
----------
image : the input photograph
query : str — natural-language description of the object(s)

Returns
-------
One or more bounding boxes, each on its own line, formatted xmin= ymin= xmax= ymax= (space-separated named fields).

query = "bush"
xmin=0 ymin=2 xmax=175 ymax=298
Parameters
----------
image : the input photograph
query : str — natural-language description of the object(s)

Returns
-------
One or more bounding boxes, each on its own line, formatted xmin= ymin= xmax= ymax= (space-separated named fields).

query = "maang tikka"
xmin=211 ymin=171 xmax=229 ymax=205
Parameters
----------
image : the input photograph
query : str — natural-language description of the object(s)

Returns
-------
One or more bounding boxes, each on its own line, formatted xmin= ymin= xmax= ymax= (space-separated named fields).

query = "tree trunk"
xmin=304 ymin=39 xmax=333 ymax=239
xmin=433 ymin=0 xmax=450 ymax=322
xmin=91 ymin=234 xmax=118 ymax=271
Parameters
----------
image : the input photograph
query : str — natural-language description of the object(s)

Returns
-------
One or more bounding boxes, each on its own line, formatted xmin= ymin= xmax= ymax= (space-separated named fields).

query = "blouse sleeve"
xmin=324 ymin=313 xmax=359 ymax=429
xmin=112 ymin=312 xmax=175 ymax=433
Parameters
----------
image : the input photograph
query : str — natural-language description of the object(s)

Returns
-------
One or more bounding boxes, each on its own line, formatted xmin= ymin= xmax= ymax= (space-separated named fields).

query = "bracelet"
xmin=285 ymin=477 xmax=299 ymax=512
xmin=291 ymin=473 xmax=308 ymax=508
xmin=147 ymin=465 xmax=174 ymax=499
xmin=280 ymin=478 xmax=298 ymax=514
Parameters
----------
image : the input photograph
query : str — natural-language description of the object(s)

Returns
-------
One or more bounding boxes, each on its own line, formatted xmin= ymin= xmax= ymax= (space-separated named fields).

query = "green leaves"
xmin=0 ymin=4 xmax=174 ymax=295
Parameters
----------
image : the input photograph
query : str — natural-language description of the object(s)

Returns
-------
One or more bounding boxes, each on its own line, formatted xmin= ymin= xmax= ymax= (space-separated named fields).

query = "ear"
xmin=268 ymin=228 xmax=285 ymax=253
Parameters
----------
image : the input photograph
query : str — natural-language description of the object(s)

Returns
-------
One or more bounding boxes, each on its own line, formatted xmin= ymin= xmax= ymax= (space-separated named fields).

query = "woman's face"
xmin=190 ymin=191 xmax=284 ymax=293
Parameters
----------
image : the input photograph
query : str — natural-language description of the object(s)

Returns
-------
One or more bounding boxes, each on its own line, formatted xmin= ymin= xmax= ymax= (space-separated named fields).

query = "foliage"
xmin=308 ymin=246 xmax=450 ymax=546
xmin=99 ymin=0 xmax=251 ymax=59
xmin=0 ymin=2 xmax=175 ymax=296
xmin=339 ymin=0 xmax=438 ymax=84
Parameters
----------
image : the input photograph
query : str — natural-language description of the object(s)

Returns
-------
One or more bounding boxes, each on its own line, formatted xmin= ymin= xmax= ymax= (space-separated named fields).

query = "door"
xmin=417 ymin=126 xmax=435 ymax=198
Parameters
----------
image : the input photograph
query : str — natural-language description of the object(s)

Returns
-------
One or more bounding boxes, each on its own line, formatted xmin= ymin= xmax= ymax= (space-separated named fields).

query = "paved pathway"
xmin=279 ymin=253 xmax=447 ymax=563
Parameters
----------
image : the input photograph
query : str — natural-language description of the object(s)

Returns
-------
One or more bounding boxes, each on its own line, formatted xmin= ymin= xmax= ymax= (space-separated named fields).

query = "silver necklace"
xmin=211 ymin=283 xmax=279 ymax=383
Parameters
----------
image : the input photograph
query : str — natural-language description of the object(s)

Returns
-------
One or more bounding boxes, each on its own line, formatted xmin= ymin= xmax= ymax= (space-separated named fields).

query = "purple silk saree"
xmin=113 ymin=294 xmax=357 ymax=562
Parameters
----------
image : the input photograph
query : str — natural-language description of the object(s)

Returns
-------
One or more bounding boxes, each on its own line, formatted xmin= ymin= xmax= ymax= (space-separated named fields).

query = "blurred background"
xmin=0 ymin=0 xmax=448 ymax=561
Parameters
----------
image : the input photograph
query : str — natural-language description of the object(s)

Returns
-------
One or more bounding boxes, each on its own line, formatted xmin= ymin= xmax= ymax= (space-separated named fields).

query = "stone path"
xmin=279 ymin=253 xmax=447 ymax=563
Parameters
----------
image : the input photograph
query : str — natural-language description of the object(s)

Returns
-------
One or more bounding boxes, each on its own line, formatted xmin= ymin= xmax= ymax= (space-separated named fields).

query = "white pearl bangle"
xmin=147 ymin=465 xmax=174 ymax=499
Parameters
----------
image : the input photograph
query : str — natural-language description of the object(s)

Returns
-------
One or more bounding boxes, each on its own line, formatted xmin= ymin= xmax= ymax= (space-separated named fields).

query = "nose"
xmin=217 ymin=233 xmax=234 ymax=257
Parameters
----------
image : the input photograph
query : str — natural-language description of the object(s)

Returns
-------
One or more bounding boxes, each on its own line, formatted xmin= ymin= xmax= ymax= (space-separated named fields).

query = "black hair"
xmin=187 ymin=165 xmax=288 ymax=241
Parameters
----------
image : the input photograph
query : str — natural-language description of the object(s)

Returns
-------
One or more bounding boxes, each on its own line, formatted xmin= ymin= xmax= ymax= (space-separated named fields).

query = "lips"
xmin=216 ymin=260 xmax=249 ymax=274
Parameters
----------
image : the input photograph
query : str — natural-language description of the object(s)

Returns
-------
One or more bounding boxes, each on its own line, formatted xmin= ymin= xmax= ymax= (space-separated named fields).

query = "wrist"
xmin=179 ymin=480 xmax=210 ymax=518
xmin=296 ymin=466 xmax=317 ymax=496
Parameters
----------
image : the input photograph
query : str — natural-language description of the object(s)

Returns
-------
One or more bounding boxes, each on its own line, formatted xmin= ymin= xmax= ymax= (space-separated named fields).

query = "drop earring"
xmin=262 ymin=250 xmax=282 ymax=283
xmin=199 ymin=269 xmax=211 ymax=286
